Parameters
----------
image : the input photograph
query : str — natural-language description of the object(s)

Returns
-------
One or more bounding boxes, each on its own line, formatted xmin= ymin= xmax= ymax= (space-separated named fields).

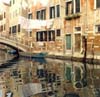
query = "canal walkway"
xmin=19 ymin=51 xmax=100 ymax=64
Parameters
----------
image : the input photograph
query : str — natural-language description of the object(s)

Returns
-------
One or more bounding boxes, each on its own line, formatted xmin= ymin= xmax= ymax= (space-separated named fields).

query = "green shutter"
xmin=66 ymin=35 xmax=71 ymax=49
xmin=65 ymin=67 xmax=71 ymax=81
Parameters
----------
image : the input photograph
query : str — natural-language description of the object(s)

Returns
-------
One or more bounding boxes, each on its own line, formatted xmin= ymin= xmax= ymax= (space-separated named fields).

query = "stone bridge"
xmin=0 ymin=34 xmax=31 ymax=52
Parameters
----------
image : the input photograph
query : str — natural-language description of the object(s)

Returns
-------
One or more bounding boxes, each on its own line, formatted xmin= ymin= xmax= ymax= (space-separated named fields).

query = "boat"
xmin=7 ymin=50 xmax=17 ymax=54
xmin=19 ymin=52 xmax=48 ymax=58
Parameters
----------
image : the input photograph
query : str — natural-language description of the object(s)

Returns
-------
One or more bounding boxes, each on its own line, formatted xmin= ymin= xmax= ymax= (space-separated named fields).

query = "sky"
xmin=0 ymin=0 xmax=49 ymax=6
xmin=32 ymin=0 xmax=49 ymax=6
xmin=0 ymin=0 xmax=10 ymax=4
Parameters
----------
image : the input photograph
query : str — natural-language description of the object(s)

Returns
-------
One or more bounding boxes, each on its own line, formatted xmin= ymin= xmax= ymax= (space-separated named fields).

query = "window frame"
xmin=18 ymin=24 xmax=20 ymax=32
xmin=28 ymin=13 xmax=32 ymax=19
xmin=56 ymin=29 xmax=61 ymax=36
xmin=95 ymin=25 xmax=100 ymax=33
xmin=65 ymin=0 xmax=81 ymax=15
xmin=41 ymin=9 xmax=46 ymax=20
xmin=74 ymin=0 xmax=80 ymax=13
xmin=66 ymin=0 xmax=73 ymax=15
xmin=36 ymin=9 xmax=46 ymax=20
xmin=50 ymin=6 xmax=55 ymax=19
xmin=36 ymin=11 xmax=41 ymax=19
xmin=56 ymin=4 xmax=60 ymax=17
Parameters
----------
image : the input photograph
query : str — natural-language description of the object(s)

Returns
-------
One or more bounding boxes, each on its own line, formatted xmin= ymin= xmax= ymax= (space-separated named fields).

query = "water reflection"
xmin=0 ymin=51 xmax=100 ymax=97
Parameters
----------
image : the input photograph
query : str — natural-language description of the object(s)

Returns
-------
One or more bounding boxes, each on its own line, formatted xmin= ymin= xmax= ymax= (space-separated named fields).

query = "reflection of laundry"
xmin=22 ymin=83 xmax=42 ymax=97
xmin=6 ymin=92 xmax=13 ymax=97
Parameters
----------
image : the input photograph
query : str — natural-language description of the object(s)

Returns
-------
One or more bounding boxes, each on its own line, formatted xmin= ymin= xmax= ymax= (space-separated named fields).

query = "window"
xmin=56 ymin=29 xmax=61 ymax=36
xmin=36 ymin=32 xmax=44 ymax=41
xmin=37 ymin=11 xmax=41 ymax=19
xmin=95 ymin=25 xmax=100 ymax=33
xmin=36 ymin=9 xmax=46 ymax=20
xmin=49 ymin=5 xmax=60 ymax=18
xmin=18 ymin=24 xmax=20 ymax=32
xmin=4 ymin=24 xmax=5 ymax=30
xmin=43 ymin=31 xmax=47 ymax=41
xmin=12 ymin=25 xmax=16 ymax=33
xmin=28 ymin=13 xmax=32 ymax=19
xmin=66 ymin=1 xmax=73 ymax=15
xmin=41 ymin=9 xmax=46 ymax=20
xmin=36 ymin=32 xmax=39 ymax=41
xmin=36 ymin=31 xmax=55 ymax=41
xmin=75 ymin=27 xmax=81 ymax=31
xmin=56 ymin=5 xmax=60 ymax=17
xmin=10 ymin=1 xmax=11 ymax=6
xmin=1 ymin=25 xmax=3 ymax=31
xmin=40 ymin=32 xmax=43 ymax=41
xmin=50 ymin=6 xmax=55 ymax=18
xmin=96 ymin=0 xmax=100 ymax=8
xmin=13 ymin=0 xmax=15 ymax=4
xmin=4 ymin=12 xmax=6 ymax=18
xmin=66 ymin=0 xmax=80 ymax=15
xmin=48 ymin=30 xmax=55 ymax=41
xmin=29 ymin=31 xmax=32 ymax=37
xmin=75 ymin=0 xmax=80 ymax=13
xmin=66 ymin=34 xmax=71 ymax=50
xmin=9 ymin=27 xmax=11 ymax=34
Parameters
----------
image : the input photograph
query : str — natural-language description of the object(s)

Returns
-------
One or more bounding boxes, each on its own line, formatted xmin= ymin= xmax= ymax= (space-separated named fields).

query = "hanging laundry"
xmin=18 ymin=16 xmax=54 ymax=30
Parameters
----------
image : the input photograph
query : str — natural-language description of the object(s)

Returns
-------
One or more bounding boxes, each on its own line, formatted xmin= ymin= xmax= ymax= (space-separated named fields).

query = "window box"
xmin=65 ymin=15 xmax=73 ymax=20
xmin=65 ymin=13 xmax=81 ymax=20
xmin=73 ymin=13 xmax=81 ymax=19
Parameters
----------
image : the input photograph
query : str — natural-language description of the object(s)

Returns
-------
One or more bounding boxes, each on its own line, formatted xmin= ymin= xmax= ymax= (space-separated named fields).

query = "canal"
xmin=0 ymin=50 xmax=100 ymax=97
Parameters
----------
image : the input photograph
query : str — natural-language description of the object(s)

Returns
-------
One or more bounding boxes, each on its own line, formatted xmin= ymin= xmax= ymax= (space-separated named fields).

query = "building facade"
xmin=0 ymin=3 xmax=9 ymax=35
xmin=0 ymin=0 xmax=100 ymax=58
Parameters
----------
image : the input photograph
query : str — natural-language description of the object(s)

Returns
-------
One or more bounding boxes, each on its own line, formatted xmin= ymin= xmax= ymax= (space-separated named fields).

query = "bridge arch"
xmin=0 ymin=35 xmax=30 ymax=52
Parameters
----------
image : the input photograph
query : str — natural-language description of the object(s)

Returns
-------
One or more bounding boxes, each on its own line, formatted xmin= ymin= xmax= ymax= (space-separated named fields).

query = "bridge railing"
xmin=0 ymin=34 xmax=31 ymax=51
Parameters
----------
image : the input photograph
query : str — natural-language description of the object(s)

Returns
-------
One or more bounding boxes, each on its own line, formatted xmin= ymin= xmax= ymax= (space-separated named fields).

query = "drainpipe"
xmin=82 ymin=35 xmax=87 ymax=78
